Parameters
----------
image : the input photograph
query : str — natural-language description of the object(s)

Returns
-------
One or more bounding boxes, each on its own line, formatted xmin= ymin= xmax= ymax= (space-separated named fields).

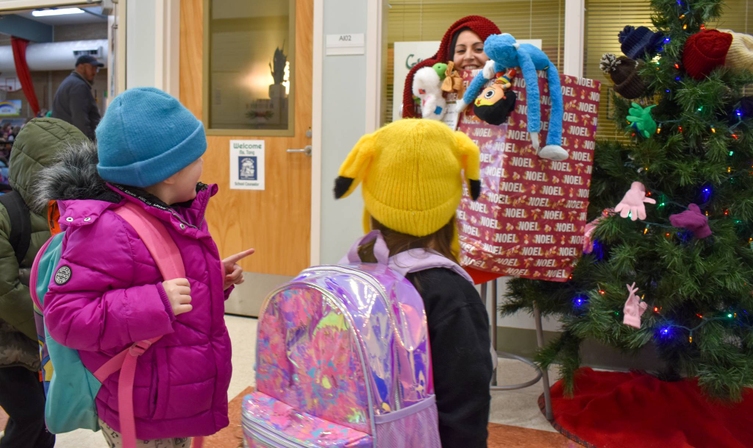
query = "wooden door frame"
xmin=168 ymin=0 xmax=323 ymax=267
xmin=310 ymin=0 xmax=324 ymax=265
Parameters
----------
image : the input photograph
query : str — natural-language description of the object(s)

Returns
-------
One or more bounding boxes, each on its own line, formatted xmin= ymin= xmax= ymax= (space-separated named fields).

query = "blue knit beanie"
xmin=618 ymin=25 xmax=665 ymax=60
xmin=96 ymin=87 xmax=206 ymax=188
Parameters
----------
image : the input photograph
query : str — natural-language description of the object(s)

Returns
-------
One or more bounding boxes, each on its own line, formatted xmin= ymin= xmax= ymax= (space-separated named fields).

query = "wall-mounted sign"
xmin=325 ymin=34 xmax=365 ymax=56
xmin=0 ymin=100 xmax=22 ymax=117
xmin=230 ymin=140 xmax=265 ymax=190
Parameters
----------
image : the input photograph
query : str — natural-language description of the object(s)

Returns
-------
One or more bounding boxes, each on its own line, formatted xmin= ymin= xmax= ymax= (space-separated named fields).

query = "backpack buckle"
xmin=129 ymin=340 xmax=153 ymax=356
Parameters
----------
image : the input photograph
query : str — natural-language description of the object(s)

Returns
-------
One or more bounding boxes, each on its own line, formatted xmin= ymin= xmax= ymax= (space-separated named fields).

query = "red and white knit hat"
xmin=682 ymin=29 xmax=733 ymax=80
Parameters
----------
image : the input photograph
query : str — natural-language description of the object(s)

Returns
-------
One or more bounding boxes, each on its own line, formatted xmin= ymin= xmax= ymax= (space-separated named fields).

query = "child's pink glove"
xmin=622 ymin=282 xmax=647 ymax=329
xmin=669 ymin=203 xmax=711 ymax=239
xmin=582 ymin=209 xmax=614 ymax=254
xmin=222 ymin=248 xmax=255 ymax=290
xmin=615 ymin=181 xmax=655 ymax=221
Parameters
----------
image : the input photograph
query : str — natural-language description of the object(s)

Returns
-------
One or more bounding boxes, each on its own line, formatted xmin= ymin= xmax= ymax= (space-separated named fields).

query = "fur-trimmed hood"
xmin=31 ymin=139 xmax=117 ymax=214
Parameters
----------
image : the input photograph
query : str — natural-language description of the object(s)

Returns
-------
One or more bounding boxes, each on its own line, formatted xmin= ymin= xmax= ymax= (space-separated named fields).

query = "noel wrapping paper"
xmin=457 ymin=71 xmax=601 ymax=281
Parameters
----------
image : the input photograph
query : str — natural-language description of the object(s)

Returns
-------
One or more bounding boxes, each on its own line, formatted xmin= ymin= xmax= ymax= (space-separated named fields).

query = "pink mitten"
xmin=623 ymin=282 xmax=648 ymax=329
xmin=614 ymin=181 xmax=656 ymax=221
xmin=669 ymin=203 xmax=711 ymax=239
xmin=582 ymin=208 xmax=615 ymax=253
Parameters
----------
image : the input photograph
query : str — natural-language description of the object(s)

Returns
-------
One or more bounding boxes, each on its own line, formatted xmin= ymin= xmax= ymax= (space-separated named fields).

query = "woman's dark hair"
xmin=447 ymin=27 xmax=471 ymax=61
xmin=358 ymin=217 xmax=457 ymax=263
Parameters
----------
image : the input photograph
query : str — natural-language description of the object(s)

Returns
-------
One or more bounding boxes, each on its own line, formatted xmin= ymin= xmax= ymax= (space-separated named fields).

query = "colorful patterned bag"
xmin=242 ymin=231 xmax=470 ymax=447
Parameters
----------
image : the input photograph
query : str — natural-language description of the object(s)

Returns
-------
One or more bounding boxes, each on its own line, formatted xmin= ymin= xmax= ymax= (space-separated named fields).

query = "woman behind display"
xmin=401 ymin=15 xmax=500 ymax=118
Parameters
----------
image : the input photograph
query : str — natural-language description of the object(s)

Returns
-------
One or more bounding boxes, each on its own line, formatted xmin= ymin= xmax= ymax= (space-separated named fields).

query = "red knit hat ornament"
xmin=682 ymin=29 xmax=734 ymax=80
xmin=402 ymin=16 xmax=500 ymax=118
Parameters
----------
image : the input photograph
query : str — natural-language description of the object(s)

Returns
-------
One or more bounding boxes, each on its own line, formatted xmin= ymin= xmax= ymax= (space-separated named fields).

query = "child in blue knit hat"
xmin=38 ymin=87 xmax=253 ymax=448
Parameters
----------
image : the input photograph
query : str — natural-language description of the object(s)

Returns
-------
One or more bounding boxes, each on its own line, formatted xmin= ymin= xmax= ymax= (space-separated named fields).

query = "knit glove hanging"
xmin=582 ymin=209 xmax=614 ymax=254
xmin=626 ymin=103 xmax=657 ymax=138
xmin=669 ymin=203 xmax=712 ymax=238
xmin=614 ymin=181 xmax=655 ymax=221
xmin=623 ymin=282 xmax=648 ymax=329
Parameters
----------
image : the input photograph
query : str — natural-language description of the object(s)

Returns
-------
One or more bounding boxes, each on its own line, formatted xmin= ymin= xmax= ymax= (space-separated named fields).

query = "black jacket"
xmin=406 ymin=268 xmax=493 ymax=448
xmin=51 ymin=72 xmax=101 ymax=140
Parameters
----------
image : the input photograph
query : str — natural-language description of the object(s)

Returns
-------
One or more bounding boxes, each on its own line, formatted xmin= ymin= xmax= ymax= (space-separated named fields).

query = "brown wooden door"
xmin=180 ymin=0 xmax=312 ymax=289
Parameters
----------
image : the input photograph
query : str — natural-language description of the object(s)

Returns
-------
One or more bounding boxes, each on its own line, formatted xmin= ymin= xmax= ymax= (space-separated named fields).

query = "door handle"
xmin=286 ymin=145 xmax=312 ymax=156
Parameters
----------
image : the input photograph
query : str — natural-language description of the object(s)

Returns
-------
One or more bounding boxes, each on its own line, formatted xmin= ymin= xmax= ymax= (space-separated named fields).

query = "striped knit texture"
xmin=721 ymin=29 xmax=753 ymax=74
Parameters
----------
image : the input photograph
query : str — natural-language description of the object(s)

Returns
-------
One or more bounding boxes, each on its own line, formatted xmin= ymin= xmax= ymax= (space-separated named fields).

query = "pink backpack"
xmin=242 ymin=231 xmax=472 ymax=447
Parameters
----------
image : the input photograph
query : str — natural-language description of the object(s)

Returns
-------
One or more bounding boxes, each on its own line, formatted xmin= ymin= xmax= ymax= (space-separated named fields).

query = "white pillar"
xmin=364 ymin=0 xmax=386 ymax=133
xmin=125 ymin=0 xmax=180 ymax=95
xmin=563 ymin=0 xmax=585 ymax=78
xmin=154 ymin=0 xmax=181 ymax=97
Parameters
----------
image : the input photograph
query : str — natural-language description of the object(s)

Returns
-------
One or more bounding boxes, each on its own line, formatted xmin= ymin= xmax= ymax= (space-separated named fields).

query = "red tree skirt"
xmin=544 ymin=367 xmax=753 ymax=448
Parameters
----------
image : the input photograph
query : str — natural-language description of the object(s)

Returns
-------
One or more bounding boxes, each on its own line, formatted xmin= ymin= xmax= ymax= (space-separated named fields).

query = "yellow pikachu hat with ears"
xmin=334 ymin=119 xmax=481 ymax=238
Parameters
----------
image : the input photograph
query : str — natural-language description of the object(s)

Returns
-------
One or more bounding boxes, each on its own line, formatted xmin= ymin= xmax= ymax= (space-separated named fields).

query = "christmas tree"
xmin=503 ymin=0 xmax=753 ymax=401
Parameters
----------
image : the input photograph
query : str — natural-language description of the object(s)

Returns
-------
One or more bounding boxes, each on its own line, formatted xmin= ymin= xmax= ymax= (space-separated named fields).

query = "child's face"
xmin=170 ymin=157 xmax=203 ymax=204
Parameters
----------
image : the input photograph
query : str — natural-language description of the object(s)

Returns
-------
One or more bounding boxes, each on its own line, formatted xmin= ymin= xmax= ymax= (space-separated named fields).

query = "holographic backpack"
xmin=242 ymin=231 xmax=473 ymax=447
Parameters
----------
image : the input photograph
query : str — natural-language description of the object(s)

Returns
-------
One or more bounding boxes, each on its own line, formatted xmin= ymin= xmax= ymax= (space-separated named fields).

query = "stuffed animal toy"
xmin=459 ymin=34 xmax=568 ymax=161
xmin=412 ymin=66 xmax=447 ymax=120
xmin=473 ymin=69 xmax=517 ymax=125
xmin=441 ymin=62 xmax=464 ymax=96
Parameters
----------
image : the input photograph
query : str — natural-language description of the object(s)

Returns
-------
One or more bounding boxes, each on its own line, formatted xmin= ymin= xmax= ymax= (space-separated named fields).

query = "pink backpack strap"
xmin=341 ymin=230 xmax=390 ymax=264
xmin=389 ymin=249 xmax=474 ymax=283
xmin=340 ymin=231 xmax=473 ymax=283
xmin=92 ymin=201 xmax=189 ymax=448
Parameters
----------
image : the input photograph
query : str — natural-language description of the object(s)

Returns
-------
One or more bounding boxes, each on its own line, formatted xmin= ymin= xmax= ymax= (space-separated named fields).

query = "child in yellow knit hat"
xmin=334 ymin=119 xmax=493 ymax=447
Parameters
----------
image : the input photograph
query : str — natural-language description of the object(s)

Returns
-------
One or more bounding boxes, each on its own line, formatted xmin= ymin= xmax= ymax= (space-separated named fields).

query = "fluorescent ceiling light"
xmin=32 ymin=8 xmax=85 ymax=17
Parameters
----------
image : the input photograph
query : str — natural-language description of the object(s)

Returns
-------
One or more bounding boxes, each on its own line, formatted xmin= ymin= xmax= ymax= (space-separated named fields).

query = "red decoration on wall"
xmin=11 ymin=37 xmax=40 ymax=116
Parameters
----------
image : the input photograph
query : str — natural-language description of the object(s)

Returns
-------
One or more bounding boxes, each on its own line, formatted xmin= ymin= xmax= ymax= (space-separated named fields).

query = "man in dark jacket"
xmin=51 ymin=55 xmax=103 ymax=140
xmin=0 ymin=118 xmax=88 ymax=448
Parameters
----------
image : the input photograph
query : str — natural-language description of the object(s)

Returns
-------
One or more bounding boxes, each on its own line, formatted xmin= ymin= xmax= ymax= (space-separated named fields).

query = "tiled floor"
xmin=17 ymin=315 xmax=567 ymax=447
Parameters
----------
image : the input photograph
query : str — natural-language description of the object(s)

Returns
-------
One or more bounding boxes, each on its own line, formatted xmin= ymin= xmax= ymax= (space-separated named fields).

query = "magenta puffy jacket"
xmin=39 ymin=142 xmax=232 ymax=439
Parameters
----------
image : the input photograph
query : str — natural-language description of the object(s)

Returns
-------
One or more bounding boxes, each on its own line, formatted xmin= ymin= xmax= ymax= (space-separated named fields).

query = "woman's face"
xmin=453 ymin=30 xmax=489 ymax=71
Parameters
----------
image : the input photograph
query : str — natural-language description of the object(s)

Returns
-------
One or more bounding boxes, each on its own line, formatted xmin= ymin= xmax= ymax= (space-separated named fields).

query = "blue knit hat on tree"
xmin=619 ymin=25 xmax=665 ymax=60
xmin=96 ymin=87 xmax=206 ymax=188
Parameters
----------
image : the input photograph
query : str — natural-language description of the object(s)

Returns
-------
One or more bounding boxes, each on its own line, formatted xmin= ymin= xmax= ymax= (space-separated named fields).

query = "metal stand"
xmin=483 ymin=279 xmax=553 ymax=421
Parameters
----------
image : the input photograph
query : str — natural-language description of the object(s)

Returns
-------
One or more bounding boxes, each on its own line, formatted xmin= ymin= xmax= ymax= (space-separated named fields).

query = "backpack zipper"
xmin=242 ymin=417 xmax=311 ymax=447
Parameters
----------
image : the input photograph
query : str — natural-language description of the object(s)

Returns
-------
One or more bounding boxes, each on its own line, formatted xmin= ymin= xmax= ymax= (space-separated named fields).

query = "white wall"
xmin=123 ymin=0 xmax=179 ymax=96
xmin=318 ymin=0 xmax=370 ymax=264
xmin=125 ymin=0 xmax=156 ymax=89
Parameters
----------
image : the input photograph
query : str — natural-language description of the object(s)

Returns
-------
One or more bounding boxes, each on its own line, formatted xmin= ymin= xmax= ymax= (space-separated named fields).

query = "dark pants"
xmin=0 ymin=366 xmax=55 ymax=448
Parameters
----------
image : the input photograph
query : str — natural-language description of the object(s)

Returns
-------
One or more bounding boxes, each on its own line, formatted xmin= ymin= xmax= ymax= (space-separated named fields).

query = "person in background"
xmin=52 ymin=55 xmax=104 ymax=140
xmin=402 ymin=15 xmax=501 ymax=118
xmin=0 ymin=118 xmax=87 ymax=448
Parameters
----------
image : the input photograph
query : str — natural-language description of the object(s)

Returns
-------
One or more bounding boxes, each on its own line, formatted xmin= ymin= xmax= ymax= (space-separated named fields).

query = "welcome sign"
xmin=230 ymin=140 xmax=265 ymax=190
